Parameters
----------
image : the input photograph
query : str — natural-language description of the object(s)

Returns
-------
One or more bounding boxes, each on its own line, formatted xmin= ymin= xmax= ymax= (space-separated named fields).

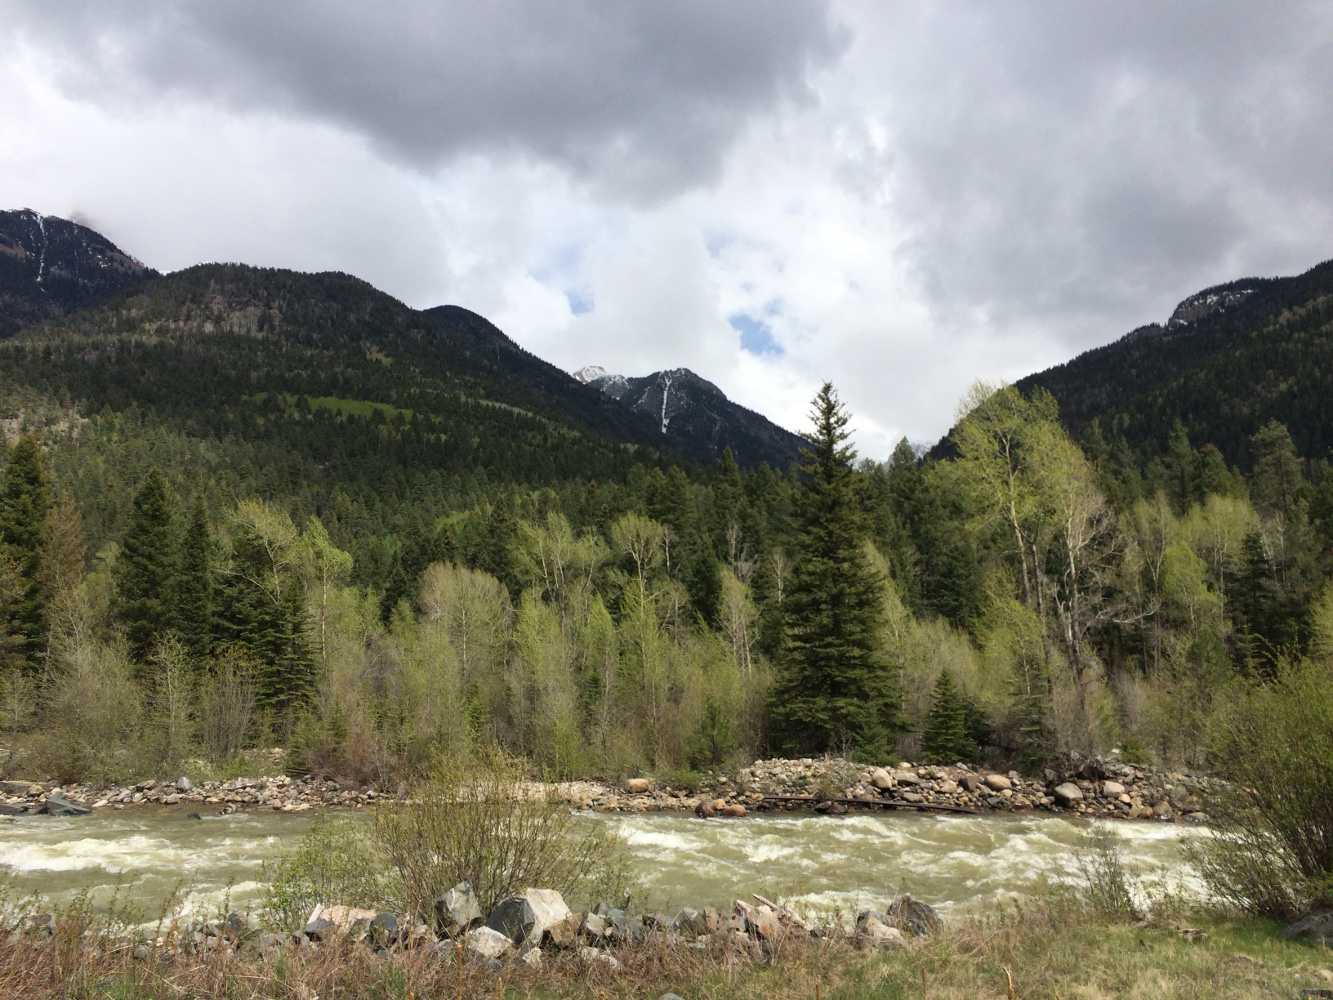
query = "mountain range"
xmin=573 ymin=365 xmax=805 ymax=469
xmin=3 ymin=209 xmax=1331 ymax=487
xmin=0 ymin=212 xmax=804 ymax=473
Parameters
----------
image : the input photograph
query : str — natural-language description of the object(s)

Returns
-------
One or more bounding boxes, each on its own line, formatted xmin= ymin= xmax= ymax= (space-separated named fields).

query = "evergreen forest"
xmin=3 ymin=260 xmax=1333 ymax=786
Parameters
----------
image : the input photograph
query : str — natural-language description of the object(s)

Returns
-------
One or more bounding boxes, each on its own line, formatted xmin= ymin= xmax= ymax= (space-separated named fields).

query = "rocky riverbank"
xmin=0 ymin=754 xmax=1217 ymax=823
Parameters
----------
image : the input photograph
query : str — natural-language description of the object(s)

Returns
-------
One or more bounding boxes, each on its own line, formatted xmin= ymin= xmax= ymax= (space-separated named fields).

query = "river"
xmin=0 ymin=806 xmax=1202 ymax=922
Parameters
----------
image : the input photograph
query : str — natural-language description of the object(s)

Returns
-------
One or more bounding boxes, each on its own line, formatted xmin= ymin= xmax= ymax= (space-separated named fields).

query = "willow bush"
xmin=1190 ymin=660 xmax=1333 ymax=917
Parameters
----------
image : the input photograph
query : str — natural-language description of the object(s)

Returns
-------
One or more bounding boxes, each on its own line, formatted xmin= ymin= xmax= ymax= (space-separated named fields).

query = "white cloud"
xmin=4 ymin=1 xmax=1333 ymax=461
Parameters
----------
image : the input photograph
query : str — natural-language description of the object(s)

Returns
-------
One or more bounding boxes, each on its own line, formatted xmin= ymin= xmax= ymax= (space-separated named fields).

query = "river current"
xmin=0 ymin=807 xmax=1202 ymax=922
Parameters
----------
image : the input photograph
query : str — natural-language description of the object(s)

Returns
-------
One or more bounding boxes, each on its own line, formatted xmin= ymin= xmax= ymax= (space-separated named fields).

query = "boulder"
xmin=937 ymin=779 xmax=958 ymax=794
xmin=625 ymin=778 xmax=652 ymax=794
xmin=1052 ymin=782 xmax=1084 ymax=806
xmin=302 ymin=917 xmax=334 ymax=941
xmin=1283 ymin=912 xmax=1333 ymax=946
xmin=40 ymin=791 xmax=90 ymax=816
xmin=961 ymin=774 xmax=982 ymax=793
xmin=856 ymin=915 xmax=903 ymax=950
xmin=720 ymin=803 xmax=747 ymax=817
xmin=546 ymin=912 xmax=582 ymax=948
xmin=1153 ymin=799 xmax=1173 ymax=818
xmin=176 ymin=776 xmax=193 ymax=792
xmin=984 ymin=774 xmax=1012 ymax=792
xmin=893 ymin=772 xmax=921 ymax=786
xmin=524 ymin=888 xmax=572 ymax=944
xmin=870 ymin=767 xmax=894 ymax=790
xmin=0 ymin=780 xmax=34 ymax=796
xmin=485 ymin=896 xmax=536 ymax=944
xmin=1101 ymin=781 xmax=1125 ymax=798
xmin=465 ymin=926 xmax=514 ymax=963
xmin=435 ymin=881 xmax=483 ymax=938
xmin=0 ymin=802 xmax=25 ymax=815
xmin=888 ymin=895 xmax=941 ymax=936
xmin=369 ymin=913 xmax=399 ymax=948
xmin=578 ymin=945 xmax=620 ymax=969
xmin=582 ymin=911 xmax=608 ymax=942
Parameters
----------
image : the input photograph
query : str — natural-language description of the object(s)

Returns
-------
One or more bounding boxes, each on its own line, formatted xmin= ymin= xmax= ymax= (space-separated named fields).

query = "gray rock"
xmin=303 ymin=917 xmax=333 ymax=941
xmin=582 ymin=911 xmax=608 ymax=941
xmin=369 ymin=912 xmax=399 ymax=948
xmin=870 ymin=767 xmax=894 ymax=789
xmin=436 ymin=881 xmax=482 ymax=938
xmin=1052 ymin=782 xmax=1084 ymax=806
xmin=465 ymin=926 xmax=514 ymax=963
xmin=984 ymin=774 xmax=1012 ymax=792
xmin=961 ymin=774 xmax=982 ymax=793
xmin=0 ymin=802 xmax=25 ymax=816
xmin=485 ymin=896 xmax=536 ymax=944
xmin=41 ymin=790 xmax=90 ymax=816
xmin=893 ymin=772 xmax=921 ymax=786
xmin=578 ymin=945 xmax=620 ymax=969
xmin=524 ymin=888 xmax=572 ymax=944
xmin=518 ymin=944 xmax=542 ymax=967
xmin=176 ymin=776 xmax=193 ymax=792
xmin=1283 ymin=911 xmax=1333 ymax=946
xmin=888 ymin=895 xmax=941 ymax=936
xmin=1101 ymin=781 xmax=1125 ymax=797
xmin=0 ymin=780 xmax=35 ymax=796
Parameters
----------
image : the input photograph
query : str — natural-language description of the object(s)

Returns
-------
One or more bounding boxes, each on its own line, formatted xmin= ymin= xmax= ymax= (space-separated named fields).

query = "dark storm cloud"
xmin=15 ymin=0 xmax=845 ymax=199
xmin=859 ymin=1 xmax=1333 ymax=340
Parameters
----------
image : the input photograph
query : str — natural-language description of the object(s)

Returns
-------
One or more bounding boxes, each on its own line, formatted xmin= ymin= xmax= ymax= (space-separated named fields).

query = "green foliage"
xmin=260 ymin=813 xmax=388 ymax=931
xmin=1073 ymin=824 xmax=1140 ymax=922
xmin=771 ymin=384 xmax=900 ymax=759
xmin=1193 ymin=659 xmax=1333 ymax=918
xmin=174 ymin=494 xmax=213 ymax=658
xmin=373 ymin=749 xmax=633 ymax=919
xmin=921 ymin=669 xmax=974 ymax=764
xmin=113 ymin=469 xmax=178 ymax=663
xmin=0 ymin=434 xmax=52 ymax=664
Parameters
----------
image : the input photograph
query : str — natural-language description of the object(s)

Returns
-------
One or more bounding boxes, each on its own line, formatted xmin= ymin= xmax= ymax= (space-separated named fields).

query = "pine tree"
xmin=0 ymin=435 xmax=53 ymax=666
xmin=921 ymin=669 xmax=973 ymax=764
xmin=770 ymin=384 xmax=900 ymax=758
xmin=114 ymin=469 xmax=179 ymax=662
xmin=174 ymin=494 xmax=213 ymax=658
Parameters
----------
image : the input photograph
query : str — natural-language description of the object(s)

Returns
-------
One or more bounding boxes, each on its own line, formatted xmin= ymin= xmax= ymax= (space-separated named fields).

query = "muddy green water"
xmin=0 ymin=807 xmax=1202 ymax=921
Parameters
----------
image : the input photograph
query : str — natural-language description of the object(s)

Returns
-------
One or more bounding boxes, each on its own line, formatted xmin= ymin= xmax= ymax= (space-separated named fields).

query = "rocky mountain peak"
xmin=0 ymin=208 xmax=159 ymax=337
xmin=574 ymin=364 xmax=802 ymax=469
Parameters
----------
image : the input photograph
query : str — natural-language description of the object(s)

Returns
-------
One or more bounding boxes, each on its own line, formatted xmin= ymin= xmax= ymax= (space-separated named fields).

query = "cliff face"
xmin=0 ymin=209 xmax=159 ymax=337
xmin=575 ymin=365 xmax=804 ymax=469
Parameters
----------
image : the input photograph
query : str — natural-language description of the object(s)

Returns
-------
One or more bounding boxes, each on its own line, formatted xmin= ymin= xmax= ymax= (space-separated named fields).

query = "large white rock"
xmin=870 ymin=768 xmax=894 ymax=790
xmin=466 ymin=926 xmax=515 ymax=962
xmin=524 ymin=888 xmax=573 ymax=945
xmin=984 ymin=774 xmax=1013 ymax=791
xmin=1101 ymin=781 xmax=1126 ymax=797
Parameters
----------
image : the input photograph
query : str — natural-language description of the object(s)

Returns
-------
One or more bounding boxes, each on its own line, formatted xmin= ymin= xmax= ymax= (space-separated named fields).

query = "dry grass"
xmin=0 ymin=895 xmax=1330 ymax=999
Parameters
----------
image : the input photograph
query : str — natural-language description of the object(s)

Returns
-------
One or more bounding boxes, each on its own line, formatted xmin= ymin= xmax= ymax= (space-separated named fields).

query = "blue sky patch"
xmin=730 ymin=313 xmax=783 ymax=356
xmin=566 ymin=290 xmax=594 ymax=315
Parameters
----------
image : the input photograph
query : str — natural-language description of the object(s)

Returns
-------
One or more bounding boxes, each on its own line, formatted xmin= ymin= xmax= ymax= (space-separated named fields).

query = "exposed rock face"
xmin=574 ymin=365 xmax=804 ymax=469
xmin=0 ymin=209 xmax=158 ymax=337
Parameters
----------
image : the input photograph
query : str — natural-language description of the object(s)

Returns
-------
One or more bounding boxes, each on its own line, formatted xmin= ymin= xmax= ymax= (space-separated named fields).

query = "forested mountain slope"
xmin=1014 ymin=258 xmax=1333 ymax=468
xmin=574 ymin=365 xmax=805 ymax=469
xmin=0 ymin=263 xmax=703 ymax=585
xmin=0 ymin=209 xmax=158 ymax=338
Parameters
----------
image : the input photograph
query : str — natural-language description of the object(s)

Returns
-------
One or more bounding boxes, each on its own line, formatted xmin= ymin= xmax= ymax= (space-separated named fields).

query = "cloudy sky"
xmin=4 ymin=2 xmax=1332 ymax=457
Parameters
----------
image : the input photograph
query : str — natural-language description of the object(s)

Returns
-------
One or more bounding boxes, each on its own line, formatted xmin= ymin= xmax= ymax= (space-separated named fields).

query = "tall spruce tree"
xmin=921 ymin=669 xmax=973 ymax=763
xmin=174 ymin=494 xmax=213 ymax=658
xmin=770 ymin=384 xmax=900 ymax=758
xmin=0 ymin=435 xmax=53 ymax=666
xmin=114 ymin=469 xmax=179 ymax=662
